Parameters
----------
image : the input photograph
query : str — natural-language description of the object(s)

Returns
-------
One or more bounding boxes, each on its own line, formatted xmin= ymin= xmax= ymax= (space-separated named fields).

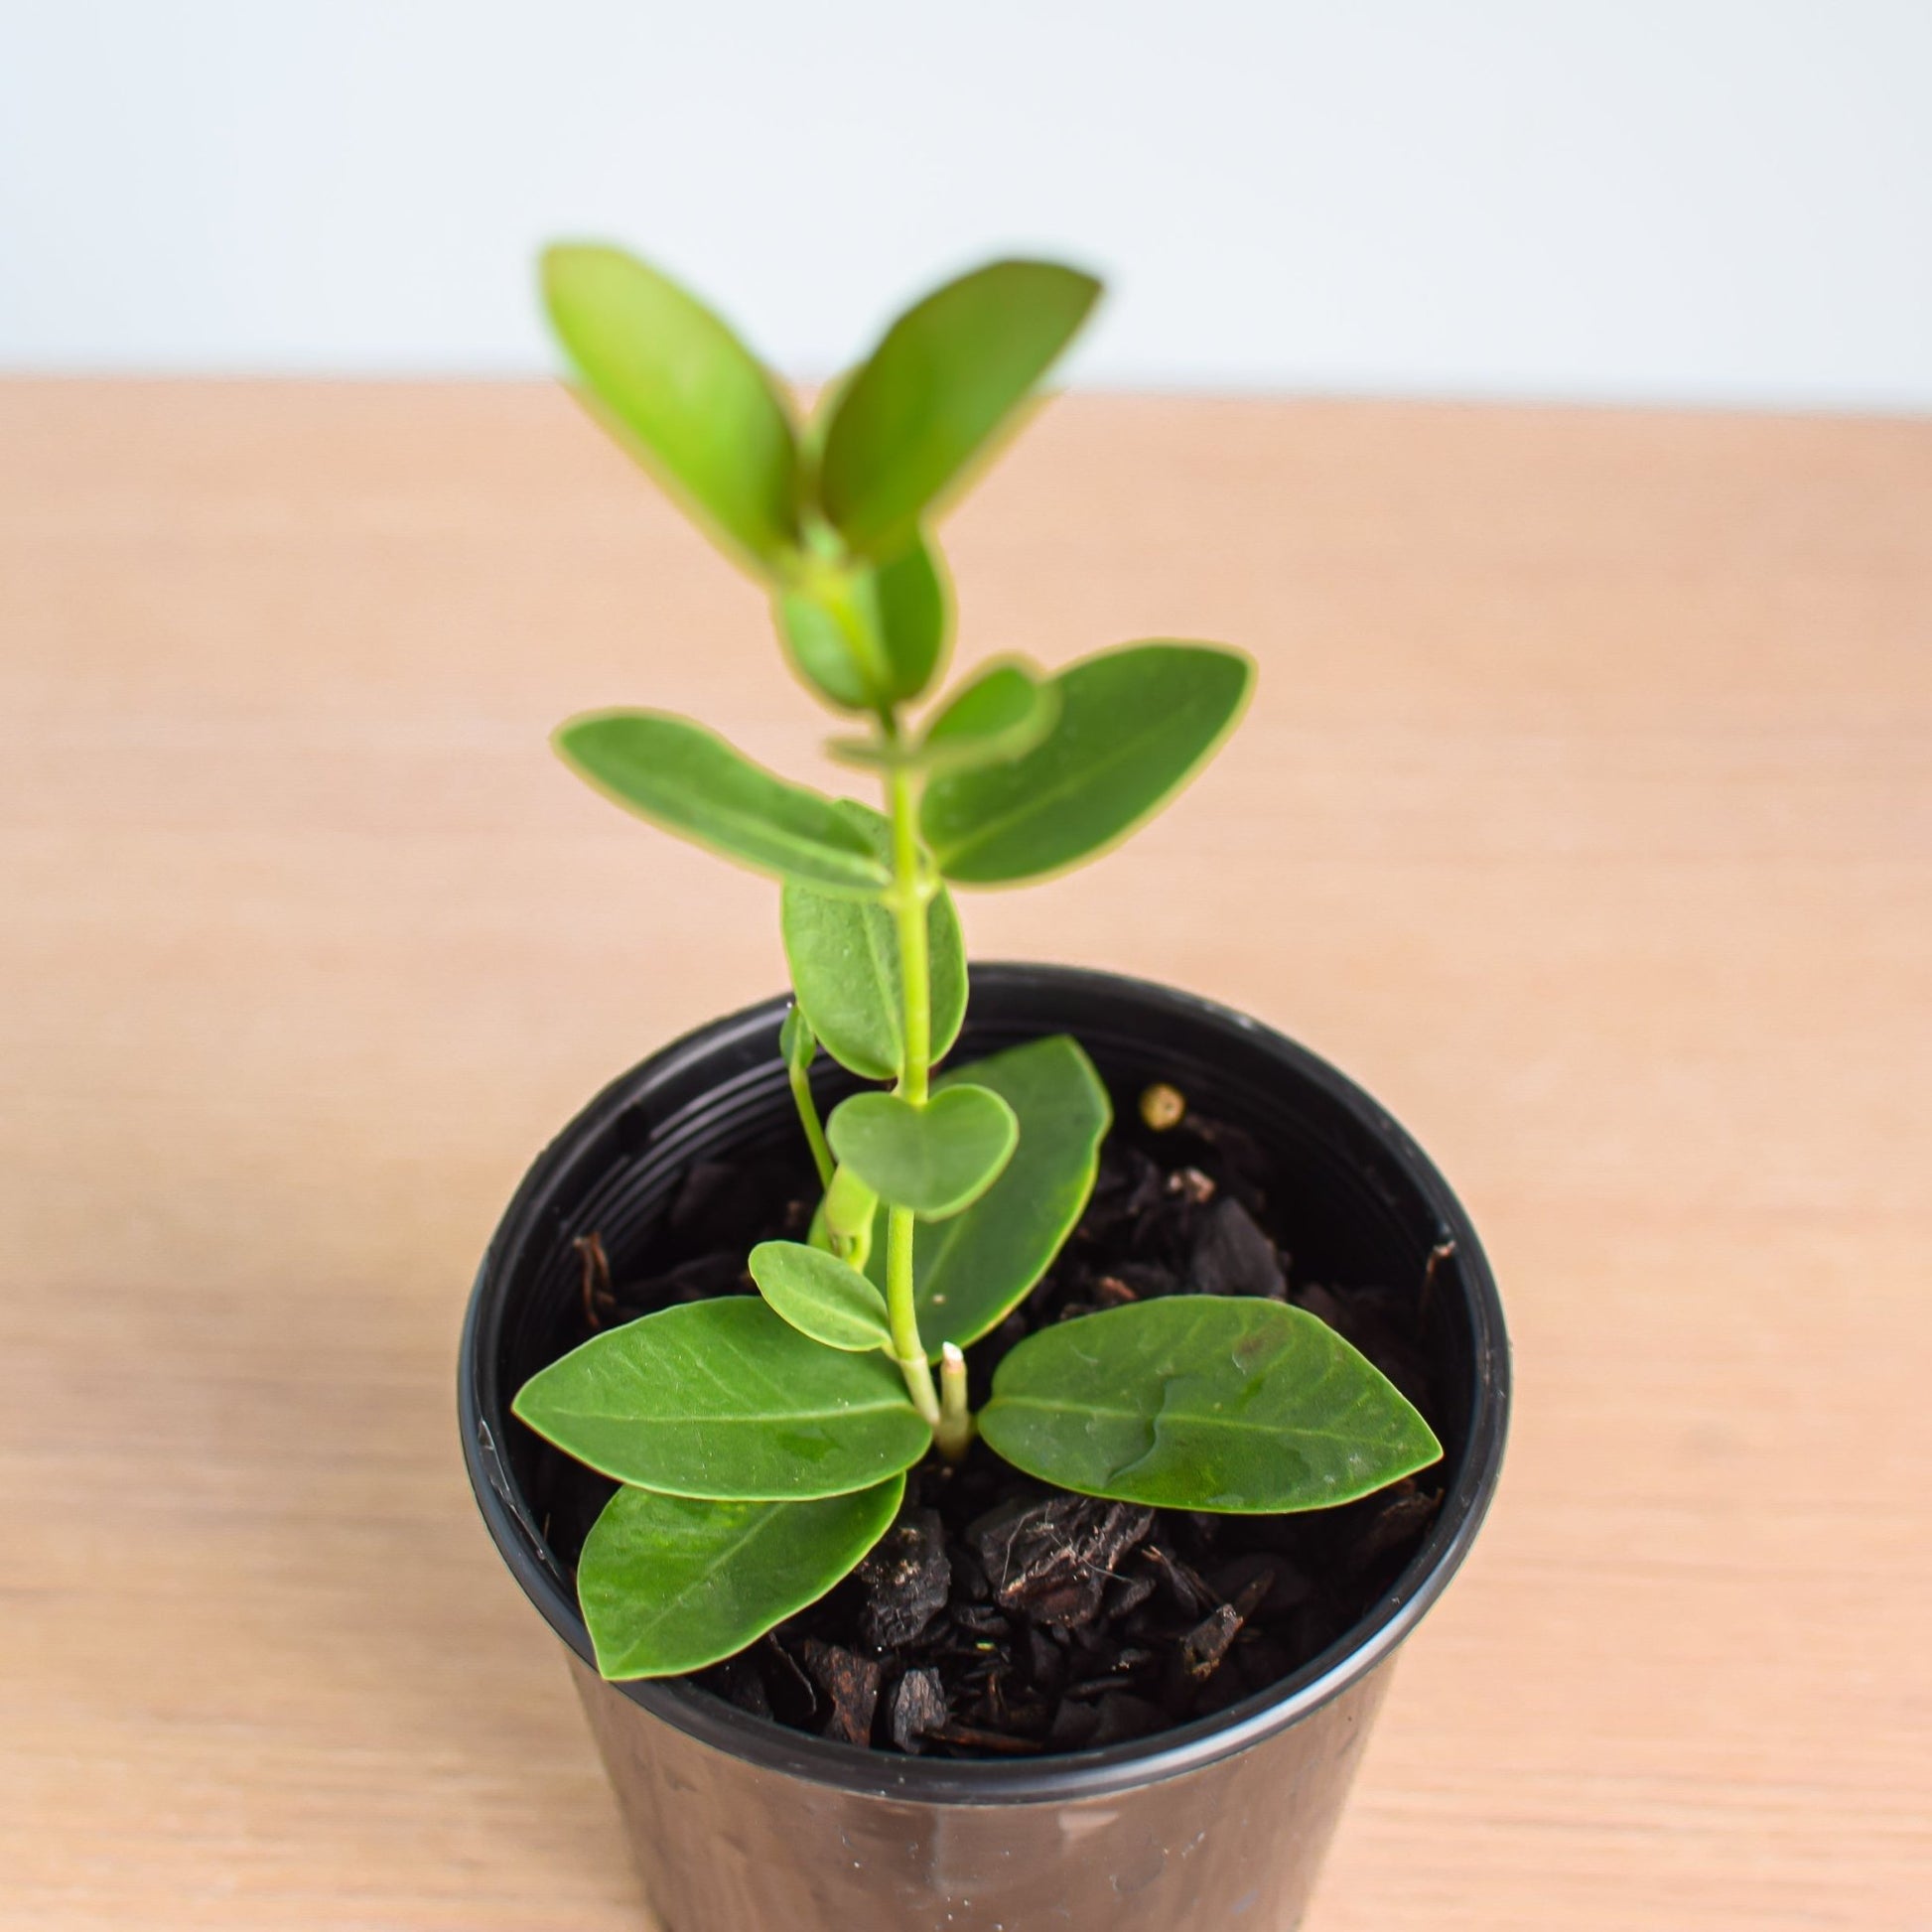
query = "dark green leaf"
xmin=781 ymin=802 xmax=965 ymax=1079
xmin=750 ymin=1240 xmax=894 ymax=1352
xmin=921 ymin=643 xmax=1254 ymax=885
xmin=542 ymin=244 xmax=800 ymax=573
xmin=829 ymin=1085 xmax=1018 ymax=1218
xmin=556 ymin=711 xmax=889 ymax=897
xmin=979 ymin=1298 xmax=1443 ymax=1512
xmin=864 ymin=1035 xmax=1111 ymax=1355
xmin=579 ymin=1476 xmax=902 ymax=1679
xmin=818 ymin=259 xmax=1102 ymax=554
xmin=512 ymin=1299 xmax=928 ymax=1500
xmin=917 ymin=657 xmax=1060 ymax=773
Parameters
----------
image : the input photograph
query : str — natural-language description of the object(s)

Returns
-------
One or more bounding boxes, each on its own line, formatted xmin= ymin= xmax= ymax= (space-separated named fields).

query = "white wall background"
xmin=2 ymin=0 xmax=1928 ymax=408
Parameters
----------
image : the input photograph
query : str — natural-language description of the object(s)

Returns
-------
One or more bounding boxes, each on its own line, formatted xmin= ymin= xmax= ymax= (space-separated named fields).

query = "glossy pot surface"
xmin=460 ymin=964 xmax=1510 ymax=1930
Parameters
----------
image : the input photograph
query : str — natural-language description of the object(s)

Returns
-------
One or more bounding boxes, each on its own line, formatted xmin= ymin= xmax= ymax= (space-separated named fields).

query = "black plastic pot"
xmin=460 ymin=964 xmax=1509 ymax=1931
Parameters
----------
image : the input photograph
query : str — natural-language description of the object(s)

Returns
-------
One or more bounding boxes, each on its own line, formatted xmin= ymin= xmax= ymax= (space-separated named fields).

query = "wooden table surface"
xmin=2 ymin=381 xmax=1927 ymax=1930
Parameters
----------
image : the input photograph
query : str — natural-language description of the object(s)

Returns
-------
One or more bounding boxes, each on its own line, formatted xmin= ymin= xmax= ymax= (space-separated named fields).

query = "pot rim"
xmin=460 ymin=962 xmax=1510 ymax=1805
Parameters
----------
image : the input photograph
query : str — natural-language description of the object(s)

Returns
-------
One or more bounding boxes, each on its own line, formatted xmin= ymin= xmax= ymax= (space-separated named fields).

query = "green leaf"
xmin=865 ymin=1035 xmax=1111 ymax=1354
xmin=780 ymin=802 xmax=965 ymax=1080
xmin=750 ymin=1240 xmax=894 ymax=1352
xmin=778 ymin=1005 xmax=815 ymax=1073
xmin=579 ymin=1476 xmax=903 ymax=1679
xmin=979 ymin=1298 xmax=1443 ymax=1513
xmin=818 ymin=259 xmax=1102 ymax=554
xmin=512 ymin=1298 xmax=928 ymax=1500
xmin=920 ymin=643 xmax=1254 ymax=886
xmin=870 ymin=528 xmax=952 ymax=701
xmin=772 ymin=531 xmax=949 ymax=712
xmin=829 ymin=1085 xmax=1018 ymax=1218
xmin=556 ymin=711 xmax=889 ymax=897
xmin=775 ymin=585 xmax=876 ymax=712
xmin=918 ymin=657 xmax=1061 ymax=773
xmin=542 ymin=243 xmax=800 ymax=574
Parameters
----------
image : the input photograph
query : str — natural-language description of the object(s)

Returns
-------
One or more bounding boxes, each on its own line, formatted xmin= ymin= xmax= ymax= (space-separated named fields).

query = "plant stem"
xmin=880 ymin=728 xmax=946 ymax=1435
xmin=886 ymin=1204 xmax=940 ymax=1428
xmin=888 ymin=760 xmax=932 ymax=1106
xmin=788 ymin=1058 xmax=834 ymax=1191
xmin=935 ymin=1342 xmax=974 ymax=1458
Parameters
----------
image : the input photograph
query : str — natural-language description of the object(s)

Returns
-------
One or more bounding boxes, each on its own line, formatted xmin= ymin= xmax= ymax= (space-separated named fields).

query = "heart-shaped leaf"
xmin=863 ymin=1035 xmax=1111 ymax=1355
xmin=979 ymin=1298 xmax=1443 ymax=1512
xmin=578 ymin=1476 xmax=903 ymax=1679
xmin=920 ymin=642 xmax=1254 ymax=886
xmin=829 ymin=1085 xmax=1018 ymax=1218
xmin=818 ymin=259 xmax=1102 ymax=555
xmin=542 ymin=244 xmax=801 ymax=574
xmin=781 ymin=802 xmax=965 ymax=1080
xmin=750 ymin=1240 xmax=894 ymax=1352
xmin=512 ymin=1298 xmax=928 ymax=1500
xmin=557 ymin=711 xmax=889 ymax=897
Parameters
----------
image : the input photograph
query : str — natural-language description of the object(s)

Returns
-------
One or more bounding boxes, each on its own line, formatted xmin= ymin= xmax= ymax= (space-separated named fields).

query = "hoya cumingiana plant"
xmin=512 ymin=244 xmax=1442 ymax=1681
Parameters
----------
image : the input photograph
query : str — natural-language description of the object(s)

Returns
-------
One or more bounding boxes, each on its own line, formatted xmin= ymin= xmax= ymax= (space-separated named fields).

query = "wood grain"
xmin=1 ymin=380 xmax=1926 ymax=1929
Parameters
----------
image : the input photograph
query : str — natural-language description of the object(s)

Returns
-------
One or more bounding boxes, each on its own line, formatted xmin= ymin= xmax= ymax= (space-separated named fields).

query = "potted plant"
xmin=461 ymin=244 xmax=1510 ymax=1931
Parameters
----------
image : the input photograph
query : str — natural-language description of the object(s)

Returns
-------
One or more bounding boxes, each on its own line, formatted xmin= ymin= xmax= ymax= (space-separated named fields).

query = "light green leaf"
xmin=870 ymin=528 xmax=952 ymax=701
xmin=542 ymin=243 xmax=800 ymax=573
xmin=579 ymin=1476 xmax=903 ymax=1679
xmin=772 ymin=531 xmax=949 ymax=712
xmin=920 ymin=642 xmax=1254 ymax=886
xmin=818 ymin=259 xmax=1102 ymax=554
xmin=775 ymin=585 xmax=876 ymax=712
xmin=864 ymin=1035 xmax=1111 ymax=1354
xmin=979 ymin=1298 xmax=1443 ymax=1513
xmin=512 ymin=1299 xmax=928 ymax=1500
xmin=556 ymin=710 xmax=889 ymax=897
xmin=750 ymin=1240 xmax=894 ymax=1352
xmin=829 ymin=1085 xmax=1018 ymax=1218
xmin=781 ymin=801 xmax=965 ymax=1079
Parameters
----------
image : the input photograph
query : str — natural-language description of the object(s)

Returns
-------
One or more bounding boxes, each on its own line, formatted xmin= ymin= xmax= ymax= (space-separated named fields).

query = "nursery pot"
xmin=460 ymin=963 xmax=1509 ymax=1931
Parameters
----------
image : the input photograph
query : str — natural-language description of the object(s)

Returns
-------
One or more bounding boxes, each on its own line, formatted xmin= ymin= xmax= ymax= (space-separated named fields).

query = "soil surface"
xmin=560 ymin=1092 xmax=1447 ymax=1758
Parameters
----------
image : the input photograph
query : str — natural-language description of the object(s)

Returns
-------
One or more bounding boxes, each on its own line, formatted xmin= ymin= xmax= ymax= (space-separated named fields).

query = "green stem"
xmin=887 ymin=1205 xmax=940 ymax=1428
xmin=880 ymin=723 xmax=945 ymax=1435
xmin=888 ymin=760 xmax=932 ymax=1106
xmin=935 ymin=1341 xmax=974 ymax=1459
xmin=788 ymin=1060 xmax=834 ymax=1191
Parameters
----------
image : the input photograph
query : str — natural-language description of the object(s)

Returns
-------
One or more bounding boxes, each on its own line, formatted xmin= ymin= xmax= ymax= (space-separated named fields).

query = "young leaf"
xmin=750 ymin=1240 xmax=894 ymax=1352
xmin=579 ymin=1476 xmax=903 ymax=1679
xmin=829 ymin=1085 xmax=1018 ymax=1218
xmin=920 ymin=642 xmax=1255 ymax=886
xmin=512 ymin=1298 xmax=928 ymax=1500
xmin=917 ymin=657 xmax=1060 ymax=773
xmin=773 ymin=531 xmax=949 ymax=713
xmin=542 ymin=244 xmax=801 ymax=574
xmin=775 ymin=586 xmax=877 ymax=713
xmin=870 ymin=528 xmax=952 ymax=702
xmin=781 ymin=801 xmax=966 ymax=1080
xmin=557 ymin=710 xmax=889 ymax=897
xmin=978 ymin=1298 xmax=1443 ymax=1513
xmin=818 ymin=260 xmax=1102 ymax=554
xmin=863 ymin=1035 xmax=1111 ymax=1353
